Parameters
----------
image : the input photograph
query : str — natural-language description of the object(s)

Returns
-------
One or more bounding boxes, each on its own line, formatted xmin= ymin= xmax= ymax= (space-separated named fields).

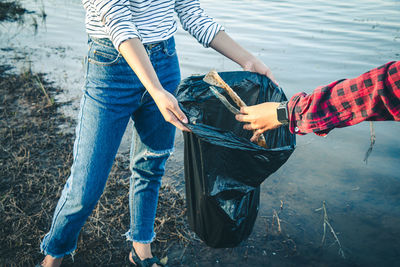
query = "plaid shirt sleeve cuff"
xmin=287 ymin=93 xmax=307 ymax=135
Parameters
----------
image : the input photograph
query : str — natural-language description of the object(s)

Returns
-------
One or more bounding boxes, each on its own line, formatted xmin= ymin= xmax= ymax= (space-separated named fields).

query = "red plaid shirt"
xmin=288 ymin=61 xmax=400 ymax=136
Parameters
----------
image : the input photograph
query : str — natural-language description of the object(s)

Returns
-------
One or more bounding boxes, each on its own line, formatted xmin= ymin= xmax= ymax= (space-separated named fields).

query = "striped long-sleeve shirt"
xmin=82 ymin=0 xmax=224 ymax=50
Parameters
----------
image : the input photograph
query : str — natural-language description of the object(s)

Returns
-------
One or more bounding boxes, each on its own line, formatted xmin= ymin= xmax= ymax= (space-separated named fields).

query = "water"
xmin=1 ymin=0 xmax=399 ymax=266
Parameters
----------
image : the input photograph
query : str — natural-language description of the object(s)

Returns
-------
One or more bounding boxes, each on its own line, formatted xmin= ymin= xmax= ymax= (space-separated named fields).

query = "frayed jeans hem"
xmin=124 ymin=230 xmax=156 ymax=244
xmin=40 ymin=244 xmax=76 ymax=260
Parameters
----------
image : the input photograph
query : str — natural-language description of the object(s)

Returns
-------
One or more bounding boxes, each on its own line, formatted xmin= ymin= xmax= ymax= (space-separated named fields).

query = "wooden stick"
xmin=204 ymin=70 xmax=267 ymax=148
xmin=204 ymin=70 xmax=246 ymax=107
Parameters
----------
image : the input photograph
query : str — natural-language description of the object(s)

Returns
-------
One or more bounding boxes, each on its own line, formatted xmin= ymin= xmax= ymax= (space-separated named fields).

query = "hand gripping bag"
xmin=176 ymin=71 xmax=296 ymax=248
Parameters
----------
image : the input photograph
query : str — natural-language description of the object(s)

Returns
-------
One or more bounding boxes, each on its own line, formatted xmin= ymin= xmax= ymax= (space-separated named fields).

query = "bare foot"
xmin=39 ymin=255 xmax=63 ymax=267
xmin=129 ymin=242 xmax=160 ymax=267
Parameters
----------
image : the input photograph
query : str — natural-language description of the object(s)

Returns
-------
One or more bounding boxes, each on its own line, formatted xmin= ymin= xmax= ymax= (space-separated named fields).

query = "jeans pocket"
xmin=88 ymin=41 xmax=121 ymax=66
xmin=163 ymin=38 xmax=177 ymax=57
xmin=164 ymin=46 xmax=176 ymax=57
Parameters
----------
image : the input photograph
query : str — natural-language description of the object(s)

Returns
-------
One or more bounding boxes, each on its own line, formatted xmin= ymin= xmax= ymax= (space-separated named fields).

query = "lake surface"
xmin=1 ymin=0 xmax=399 ymax=266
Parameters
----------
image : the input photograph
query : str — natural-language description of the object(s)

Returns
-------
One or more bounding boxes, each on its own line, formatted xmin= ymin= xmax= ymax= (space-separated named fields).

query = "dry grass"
xmin=0 ymin=66 xmax=192 ymax=266
xmin=0 ymin=1 xmax=26 ymax=22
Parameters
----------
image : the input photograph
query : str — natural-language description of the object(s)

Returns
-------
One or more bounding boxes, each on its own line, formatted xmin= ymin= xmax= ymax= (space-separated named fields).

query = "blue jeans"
xmin=40 ymin=36 xmax=181 ymax=258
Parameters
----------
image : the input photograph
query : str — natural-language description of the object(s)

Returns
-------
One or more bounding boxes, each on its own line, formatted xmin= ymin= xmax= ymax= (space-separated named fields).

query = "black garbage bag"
xmin=176 ymin=71 xmax=296 ymax=248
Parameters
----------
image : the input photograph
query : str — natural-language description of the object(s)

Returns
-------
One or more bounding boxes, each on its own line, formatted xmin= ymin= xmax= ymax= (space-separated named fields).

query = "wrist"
xmin=145 ymin=84 xmax=165 ymax=95
xmin=241 ymin=56 xmax=258 ymax=70
xmin=276 ymin=101 xmax=289 ymax=125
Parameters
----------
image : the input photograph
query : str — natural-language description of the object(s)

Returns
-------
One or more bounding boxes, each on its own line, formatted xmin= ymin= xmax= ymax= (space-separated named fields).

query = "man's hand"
xmin=235 ymin=102 xmax=281 ymax=142
xmin=151 ymin=89 xmax=190 ymax=132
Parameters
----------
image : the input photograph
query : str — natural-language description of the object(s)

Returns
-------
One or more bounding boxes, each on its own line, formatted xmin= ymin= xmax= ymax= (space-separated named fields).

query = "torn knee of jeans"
xmin=130 ymin=147 xmax=174 ymax=170
xmin=142 ymin=147 xmax=173 ymax=161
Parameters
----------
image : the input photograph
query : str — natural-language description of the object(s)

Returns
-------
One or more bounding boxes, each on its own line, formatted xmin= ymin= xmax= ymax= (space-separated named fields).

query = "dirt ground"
xmin=0 ymin=66 xmax=198 ymax=266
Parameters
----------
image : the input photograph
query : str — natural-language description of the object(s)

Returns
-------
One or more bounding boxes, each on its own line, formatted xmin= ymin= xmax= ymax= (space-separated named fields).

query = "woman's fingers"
xmin=161 ymin=102 xmax=190 ymax=132
xmin=152 ymin=89 xmax=191 ymax=132
xmin=171 ymin=103 xmax=188 ymax=124
xmin=266 ymin=69 xmax=278 ymax=86
xmin=168 ymin=105 xmax=190 ymax=132
xmin=169 ymin=114 xmax=190 ymax=132
xmin=162 ymin=110 xmax=190 ymax=132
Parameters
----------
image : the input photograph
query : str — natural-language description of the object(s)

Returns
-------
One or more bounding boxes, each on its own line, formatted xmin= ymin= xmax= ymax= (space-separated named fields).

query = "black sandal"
xmin=129 ymin=246 xmax=165 ymax=267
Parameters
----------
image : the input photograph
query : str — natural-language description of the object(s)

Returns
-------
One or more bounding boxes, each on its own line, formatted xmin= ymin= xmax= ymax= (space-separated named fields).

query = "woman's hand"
xmin=235 ymin=102 xmax=281 ymax=142
xmin=242 ymin=57 xmax=278 ymax=85
xmin=210 ymin=31 xmax=278 ymax=84
xmin=151 ymin=89 xmax=190 ymax=132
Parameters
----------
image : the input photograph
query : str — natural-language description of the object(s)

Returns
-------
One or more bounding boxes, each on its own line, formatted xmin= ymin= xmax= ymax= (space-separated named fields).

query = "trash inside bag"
xmin=176 ymin=71 xmax=296 ymax=248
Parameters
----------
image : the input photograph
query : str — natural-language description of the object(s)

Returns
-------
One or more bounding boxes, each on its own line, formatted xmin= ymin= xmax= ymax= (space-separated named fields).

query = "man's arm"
xmin=236 ymin=61 xmax=400 ymax=138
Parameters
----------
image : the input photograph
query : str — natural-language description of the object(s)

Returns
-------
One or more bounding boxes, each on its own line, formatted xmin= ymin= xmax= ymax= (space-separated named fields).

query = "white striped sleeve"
xmin=94 ymin=0 xmax=141 ymax=49
xmin=174 ymin=0 xmax=224 ymax=47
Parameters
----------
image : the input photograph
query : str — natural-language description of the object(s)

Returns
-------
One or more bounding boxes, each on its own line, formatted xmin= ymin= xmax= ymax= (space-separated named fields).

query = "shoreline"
xmin=2 ymin=1 xmax=400 ymax=266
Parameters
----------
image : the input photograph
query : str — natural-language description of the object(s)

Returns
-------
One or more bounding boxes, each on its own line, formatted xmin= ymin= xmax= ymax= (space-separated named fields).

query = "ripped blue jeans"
xmin=40 ymin=36 xmax=180 ymax=258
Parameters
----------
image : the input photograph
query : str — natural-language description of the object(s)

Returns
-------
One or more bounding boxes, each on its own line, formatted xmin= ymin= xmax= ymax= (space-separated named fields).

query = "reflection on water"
xmin=1 ymin=0 xmax=399 ymax=266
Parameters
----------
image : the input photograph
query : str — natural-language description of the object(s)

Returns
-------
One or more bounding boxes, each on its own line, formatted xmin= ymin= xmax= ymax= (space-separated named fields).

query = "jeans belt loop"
xmin=146 ymin=42 xmax=160 ymax=50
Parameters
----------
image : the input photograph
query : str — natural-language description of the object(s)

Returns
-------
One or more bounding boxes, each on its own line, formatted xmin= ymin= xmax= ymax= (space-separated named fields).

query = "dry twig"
xmin=272 ymin=209 xmax=282 ymax=234
xmin=316 ymin=201 xmax=345 ymax=259
xmin=35 ymin=75 xmax=53 ymax=107
xmin=363 ymin=121 xmax=376 ymax=164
